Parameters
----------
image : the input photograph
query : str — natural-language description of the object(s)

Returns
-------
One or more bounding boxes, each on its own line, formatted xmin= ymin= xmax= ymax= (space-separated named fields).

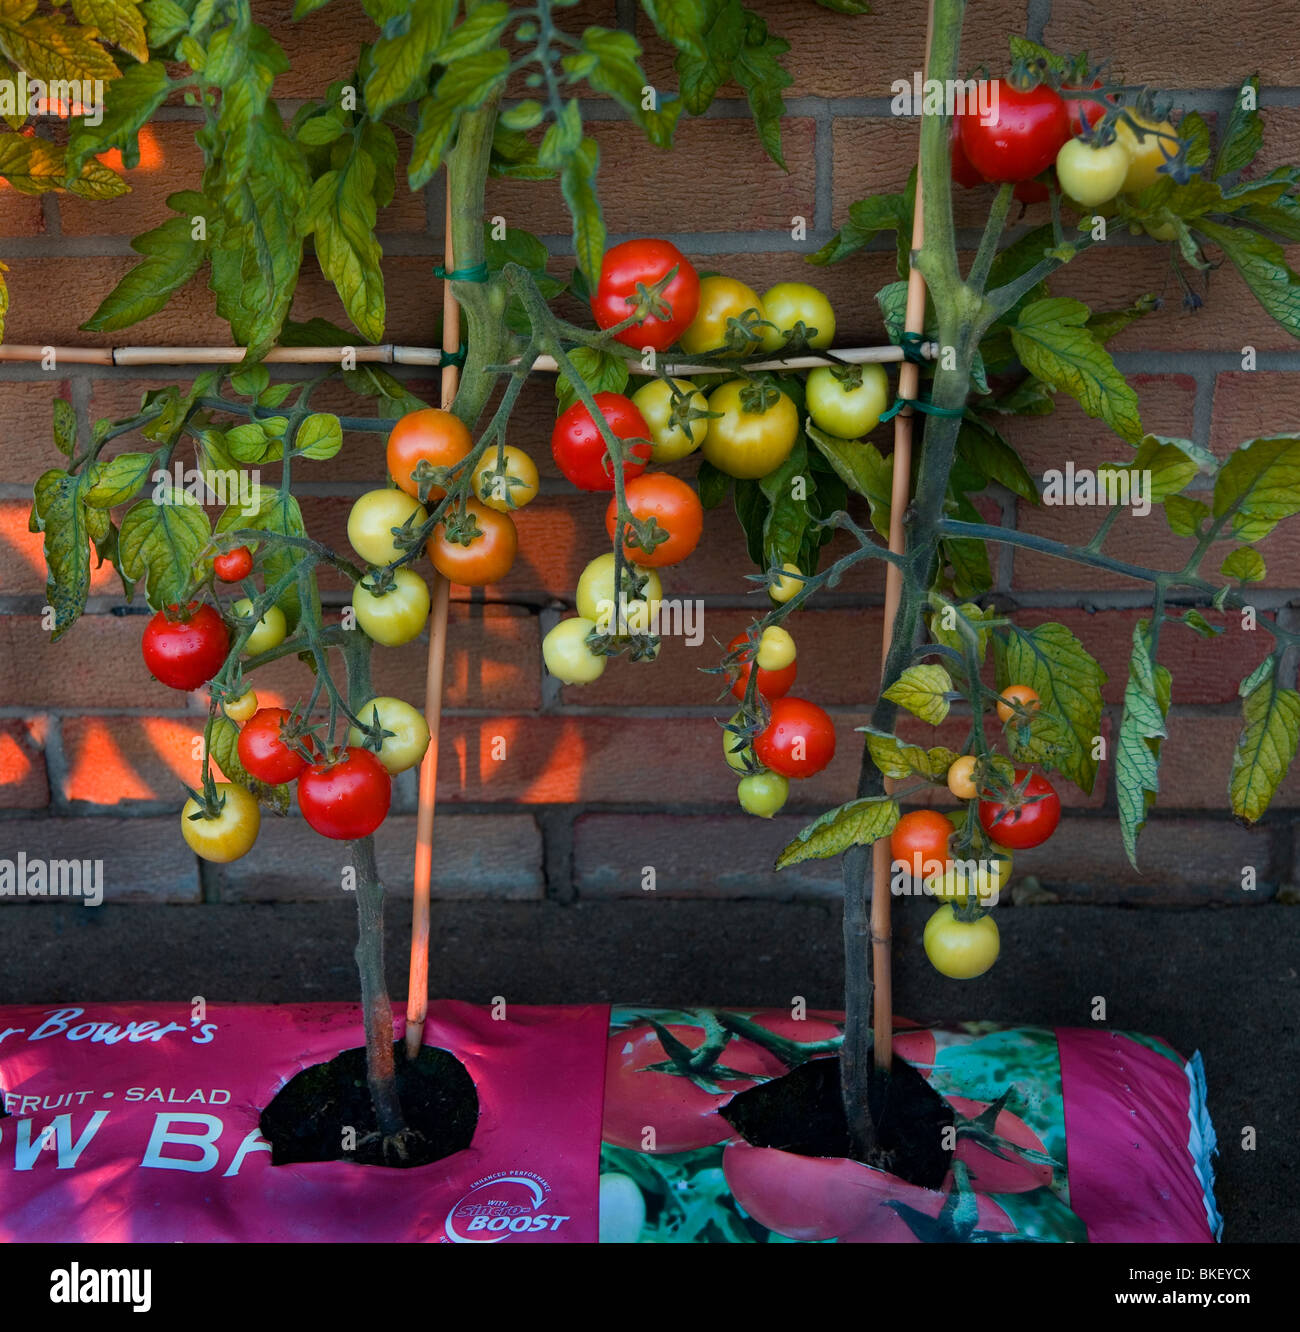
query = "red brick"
xmin=0 ymin=379 xmax=73 ymax=484
xmin=0 ymin=500 xmax=122 ymax=597
xmin=1211 ymin=372 xmax=1300 ymax=459
xmin=0 ymin=718 xmax=49 ymax=809
xmin=60 ymin=714 xmax=205 ymax=808
xmin=1157 ymin=713 xmax=1300 ymax=810
xmin=0 ymin=179 xmax=44 ymax=234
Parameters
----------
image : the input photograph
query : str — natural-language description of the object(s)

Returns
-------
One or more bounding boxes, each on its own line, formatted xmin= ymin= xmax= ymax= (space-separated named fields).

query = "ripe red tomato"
xmin=1063 ymin=79 xmax=1106 ymax=137
xmin=386 ymin=407 xmax=472 ymax=501
xmin=141 ymin=602 xmax=229 ymax=691
xmin=213 ymin=546 xmax=253 ymax=582
xmin=889 ymin=808 xmax=954 ymax=877
xmin=727 ymin=633 xmax=796 ymax=701
xmin=753 ymin=697 xmax=836 ymax=779
xmin=427 ymin=499 xmax=517 ymax=587
xmin=237 ymin=707 xmax=313 ymax=785
xmin=978 ymin=768 xmax=1061 ymax=849
xmin=604 ymin=473 xmax=703 ymax=568
xmin=946 ymin=1096 xmax=1056 ymax=1194
xmin=552 ymin=392 xmax=652 ymax=492
xmin=950 ymin=116 xmax=983 ymax=188
xmin=297 ymin=747 xmax=392 ymax=840
xmin=959 ymin=80 xmax=1069 ymax=183
xmin=1013 ymin=177 xmax=1050 ymax=203
xmin=592 ymin=238 xmax=700 ymax=351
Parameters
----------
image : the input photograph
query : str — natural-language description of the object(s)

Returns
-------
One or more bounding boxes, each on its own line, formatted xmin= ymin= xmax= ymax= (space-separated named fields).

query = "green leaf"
xmin=85 ymin=451 xmax=154 ymax=507
xmin=1178 ymin=110 xmax=1212 ymax=170
xmin=364 ymin=0 xmax=455 ymax=116
xmin=760 ymin=436 xmax=810 ymax=569
xmin=1220 ymin=546 xmax=1266 ymax=583
xmin=809 ymin=191 xmax=908 ymax=266
xmin=994 ymin=621 xmax=1107 ymax=794
xmin=928 ymin=599 xmax=995 ymax=665
xmin=675 ymin=0 xmax=745 ymax=114
xmin=941 ymin=491 xmax=993 ymax=597
xmin=956 ymin=416 xmax=1037 ymax=501
xmin=296 ymin=412 xmax=343 ymax=460
xmin=1212 ymin=434 xmax=1300 ymax=541
xmin=555 ymin=346 xmax=629 ymax=413
xmin=1115 ymin=622 xmax=1171 ymax=867
xmin=1008 ymin=35 xmax=1066 ymax=73
xmin=142 ymin=0 xmax=188 ymax=46
xmin=1195 ymin=219 xmax=1300 ymax=340
xmin=1164 ymin=493 xmax=1210 ymax=536
xmin=51 ymin=397 xmax=77 ymax=458
xmin=65 ymin=59 xmax=170 ymax=173
xmin=696 ymin=459 xmax=730 ymax=509
xmin=1229 ymin=656 xmax=1300 ymax=823
xmin=217 ymin=485 xmax=309 ymax=630
xmin=1010 ymin=297 xmax=1142 ymax=444
xmin=82 ymin=212 xmax=205 ymax=332
xmin=775 ymin=796 xmax=899 ymax=869
xmin=567 ymin=26 xmax=680 ymax=149
xmin=1086 ymin=293 xmax=1160 ymax=344
xmin=209 ymin=716 xmax=291 ymax=813
xmin=860 ymin=727 xmax=953 ymax=782
xmin=730 ymin=18 xmax=791 ymax=169
xmin=118 ymin=490 xmax=211 ymax=609
xmin=883 ymin=664 xmax=952 ymax=725
xmin=641 ymin=0 xmax=709 ymax=58
xmin=32 ymin=469 xmax=94 ymax=639
xmin=437 ymin=0 xmax=509 ymax=62
xmin=1177 ymin=609 xmax=1220 ymax=639
xmin=71 ymin=0 xmax=148 ymax=62
xmin=1213 ymin=77 xmax=1263 ymax=178
xmin=409 ymin=47 xmax=508 ymax=189
xmin=805 ymin=422 xmax=891 ymax=536
xmin=560 ymin=135 xmax=604 ymax=286
xmin=1098 ymin=434 xmax=1208 ymax=506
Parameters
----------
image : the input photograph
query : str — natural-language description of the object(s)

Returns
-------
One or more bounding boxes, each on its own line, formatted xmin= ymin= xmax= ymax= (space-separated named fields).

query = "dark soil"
xmin=720 ymin=1056 xmax=953 ymax=1189
xmin=259 ymin=1043 xmax=478 ymax=1169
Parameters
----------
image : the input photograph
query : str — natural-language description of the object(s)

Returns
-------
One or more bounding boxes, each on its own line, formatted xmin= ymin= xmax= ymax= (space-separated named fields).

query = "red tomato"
xmin=237 ymin=707 xmax=313 ymax=785
xmin=551 ymin=392 xmax=652 ymax=492
xmin=386 ymin=407 xmax=472 ymax=501
xmin=723 ymin=1143 xmax=1013 ymax=1243
xmin=213 ymin=546 xmax=253 ymax=582
xmin=889 ymin=808 xmax=954 ymax=877
xmin=602 ymin=1012 xmax=842 ymax=1154
xmin=945 ymin=1096 xmax=1056 ymax=1194
xmin=1063 ymin=79 xmax=1106 ymax=137
xmin=727 ymin=633 xmax=796 ymax=701
xmin=950 ymin=116 xmax=983 ymax=188
xmin=1013 ymin=177 xmax=1050 ymax=203
xmin=141 ymin=602 xmax=229 ymax=691
xmin=297 ymin=747 xmax=392 ymax=840
xmin=978 ymin=768 xmax=1061 ymax=849
xmin=605 ymin=473 xmax=703 ymax=567
xmin=592 ymin=238 xmax=700 ymax=351
xmin=960 ymin=80 xmax=1069 ymax=183
xmin=753 ymin=697 xmax=836 ymax=779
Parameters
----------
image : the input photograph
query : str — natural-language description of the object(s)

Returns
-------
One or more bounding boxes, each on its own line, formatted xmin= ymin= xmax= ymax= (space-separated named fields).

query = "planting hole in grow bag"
xmin=720 ymin=1054 xmax=952 ymax=1188
xmin=260 ymin=1042 xmax=478 ymax=1168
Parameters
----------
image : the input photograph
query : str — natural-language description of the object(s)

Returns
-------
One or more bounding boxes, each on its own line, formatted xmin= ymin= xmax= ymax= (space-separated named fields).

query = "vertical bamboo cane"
xmin=870 ymin=0 xmax=936 ymax=1076
xmin=404 ymin=190 xmax=459 ymax=1059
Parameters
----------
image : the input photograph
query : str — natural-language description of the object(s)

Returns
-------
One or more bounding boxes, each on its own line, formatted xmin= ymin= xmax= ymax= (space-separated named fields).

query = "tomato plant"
xmin=727 ymin=633 xmax=796 ymax=701
xmin=959 ymin=80 xmax=1069 ymax=182
xmin=348 ymin=697 xmax=431 ymax=776
xmin=237 ymin=707 xmax=313 ymax=785
xmin=352 ymin=568 xmax=431 ymax=646
xmin=386 ymin=408 xmax=472 ymax=502
xmin=979 ymin=770 xmax=1062 ymax=849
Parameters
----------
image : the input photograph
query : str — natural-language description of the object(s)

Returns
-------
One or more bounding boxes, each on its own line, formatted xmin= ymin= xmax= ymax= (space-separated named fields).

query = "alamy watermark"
xmin=152 ymin=463 xmax=260 ymax=514
xmin=891 ymin=75 xmax=998 ymax=123
xmin=0 ymin=854 xmax=103 ymax=907
xmin=0 ymin=74 xmax=104 ymax=125
xmin=1042 ymin=462 xmax=1152 ymax=517
xmin=594 ymin=597 xmax=705 ymax=646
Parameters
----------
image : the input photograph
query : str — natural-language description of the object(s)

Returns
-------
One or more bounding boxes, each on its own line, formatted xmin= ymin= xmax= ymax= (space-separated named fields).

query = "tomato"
xmin=471 ymin=445 xmax=538 ymax=512
xmin=1116 ymin=113 xmax=1177 ymax=195
xmin=757 ymin=282 xmax=836 ymax=353
xmin=946 ymin=1096 xmax=1056 ymax=1194
xmin=213 ymin=546 xmax=252 ymax=582
xmin=805 ymin=363 xmax=889 ymax=439
xmin=996 ymin=683 xmax=1040 ymax=724
xmin=592 ymin=238 xmax=700 ymax=351
xmin=428 ymin=500 xmax=517 ymax=586
xmin=347 ymin=488 xmax=428 ymax=566
xmin=141 ymin=602 xmax=230 ymax=691
xmin=889 ymin=808 xmax=953 ymax=880
xmin=180 ymin=783 xmax=260 ymax=863
xmin=923 ymin=904 xmax=1000 ymax=979
xmin=631 ymin=378 xmax=709 ymax=463
xmin=352 ymin=567 xmax=430 ymax=646
xmin=950 ymin=116 xmax=984 ymax=188
xmin=1063 ymin=79 xmax=1106 ymax=137
xmin=1055 ymin=137 xmax=1130 ymax=207
xmin=543 ymin=617 xmax=607 ymax=684
xmin=727 ymin=633 xmax=796 ymax=701
xmin=756 ymin=625 xmax=795 ymax=671
xmin=598 ymin=1172 xmax=646 ymax=1244
xmin=221 ymin=687 xmax=258 ymax=723
xmin=231 ymin=598 xmax=287 ymax=656
xmin=605 ymin=473 xmax=703 ymax=568
xmin=1013 ymin=176 xmax=1050 ymax=204
xmin=347 ymin=696 xmax=430 ymax=775
xmin=386 ymin=407 xmax=472 ymax=501
xmin=738 ymin=771 xmax=789 ymax=818
xmin=679 ymin=275 xmax=765 ymax=356
xmin=701 ymin=380 xmax=798 ymax=479
xmin=575 ymin=553 xmax=662 ymax=633
xmin=722 ymin=712 xmax=756 ymax=772
xmin=978 ymin=768 xmax=1061 ymax=849
xmin=297 ymin=747 xmax=392 ymax=840
xmin=753 ymin=696 xmax=835 ymax=779
xmin=237 ymin=706 xmax=313 ymax=784
xmin=602 ymin=1011 xmax=842 ymax=1154
xmin=551 ymin=392 xmax=652 ymax=492
xmin=947 ymin=754 xmax=978 ymax=800
xmin=959 ymin=80 xmax=1069 ymax=183
xmin=768 ymin=561 xmax=803 ymax=604
xmin=927 ymin=853 xmax=1011 ymax=906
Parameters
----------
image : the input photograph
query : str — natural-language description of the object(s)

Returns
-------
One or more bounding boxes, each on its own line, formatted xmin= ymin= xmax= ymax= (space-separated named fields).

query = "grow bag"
xmin=0 ymin=1002 xmax=1221 ymax=1243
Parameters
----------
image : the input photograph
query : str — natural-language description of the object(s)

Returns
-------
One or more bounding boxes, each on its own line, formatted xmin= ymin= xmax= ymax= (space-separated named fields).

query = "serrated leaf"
xmin=1115 ymin=622 xmax=1171 ymax=866
xmin=883 ymin=664 xmax=952 ymax=725
xmin=730 ymin=17 xmax=791 ymax=169
xmin=1010 ymin=296 xmax=1142 ymax=444
xmin=85 ymin=451 xmax=154 ymax=507
xmin=82 ymin=213 xmax=205 ymax=331
xmin=1098 ymin=434 xmax=1207 ymax=506
xmin=1164 ymin=493 xmax=1210 ymax=536
xmin=1212 ymin=434 xmax=1300 ymax=541
xmin=555 ymin=346 xmax=628 ymax=413
xmin=1229 ymin=656 xmax=1300 ymax=824
xmin=568 ymin=25 xmax=680 ymax=149
xmin=118 ymin=490 xmax=211 ymax=609
xmin=805 ymin=422 xmax=891 ymax=537
xmin=364 ymin=0 xmax=455 ymax=116
xmin=209 ymin=716 xmax=290 ymax=813
xmin=776 ymin=796 xmax=899 ymax=869
xmin=0 ymin=9 xmax=119 ymax=85
xmin=956 ymin=416 xmax=1037 ymax=501
xmin=303 ymin=146 xmax=385 ymax=343
xmin=560 ymin=135 xmax=604 ymax=285
xmin=760 ymin=436 xmax=811 ymax=569
xmin=994 ymin=621 xmax=1106 ymax=794
xmin=641 ymin=0 xmax=710 ymax=59
xmin=1196 ymin=219 xmax=1300 ymax=340
xmin=296 ymin=412 xmax=343 ymax=460
xmin=1221 ymin=546 xmax=1266 ymax=583
xmin=929 ymin=599 xmax=995 ymax=666
xmin=860 ymin=727 xmax=953 ymax=782
xmin=408 ymin=46 xmax=508 ymax=188
xmin=1214 ymin=77 xmax=1263 ymax=178
xmin=71 ymin=0 xmax=148 ymax=62
xmin=141 ymin=0 xmax=188 ymax=47
xmin=809 ymin=191 xmax=908 ymax=267
xmin=32 ymin=468 xmax=93 ymax=638
xmin=216 ymin=485 xmax=309 ymax=630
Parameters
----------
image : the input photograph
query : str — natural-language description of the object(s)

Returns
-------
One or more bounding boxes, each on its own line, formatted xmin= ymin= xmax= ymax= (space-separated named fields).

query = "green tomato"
xmin=805 ymin=363 xmax=890 ymax=439
xmin=575 ymin=553 xmax=662 ymax=632
xmin=1055 ymin=137 xmax=1130 ymax=207
xmin=180 ymin=783 xmax=260 ymax=863
xmin=348 ymin=696 xmax=431 ymax=775
xmin=353 ymin=568 xmax=430 ymax=646
xmin=723 ymin=711 xmax=757 ymax=773
xmin=758 ymin=282 xmax=836 ymax=353
xmin=923 ymin=904 xmax=1000 ymax=979
xmin=543 ymin=617 xmax=607 ymax=684
xmin=232 ymin=598 xmax=287 ymax=655
xmin=738 ymin=771 xmax=789 ymax=818
xmin=347 ymin=488 xmax=428 ymax=566
xmin=631 ymin=378 xmax=709 ymax=463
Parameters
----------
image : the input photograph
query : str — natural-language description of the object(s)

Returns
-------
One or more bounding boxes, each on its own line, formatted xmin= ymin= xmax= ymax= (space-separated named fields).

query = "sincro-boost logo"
xmin=445 ymin=1171 xmax=571 ymax=1243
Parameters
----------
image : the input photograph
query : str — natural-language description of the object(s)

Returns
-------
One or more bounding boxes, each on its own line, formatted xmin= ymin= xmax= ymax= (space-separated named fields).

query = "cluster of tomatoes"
xmin=887 ymin=685 xmax=1061 ymax=980
xmin=952 ymin=75 xmax=1178 ymax=209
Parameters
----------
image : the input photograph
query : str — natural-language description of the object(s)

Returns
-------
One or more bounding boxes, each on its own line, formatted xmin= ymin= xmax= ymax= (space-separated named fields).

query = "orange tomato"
xmin=387 ymin=408 xmax=472 ymax=501
xmin=605 ymin=473 xmax=703 ymax=568
xmin=427 ymin=499 xmax=517 ymax=586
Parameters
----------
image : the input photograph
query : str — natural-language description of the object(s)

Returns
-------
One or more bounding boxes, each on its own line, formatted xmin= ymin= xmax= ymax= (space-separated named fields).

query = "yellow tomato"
xmin=701 ymin=380 xmax=798 ymax=479
xmin=679 ymin=276 xmax=764 ymax=355
xmin=631 ymin=378 xmax=709 ymax=462
xmin=471 ymin=445 xmax=539 ymax=512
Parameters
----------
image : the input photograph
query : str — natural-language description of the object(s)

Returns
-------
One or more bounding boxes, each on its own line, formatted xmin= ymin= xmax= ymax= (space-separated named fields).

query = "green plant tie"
xmin=439 ymin=344 xmax=468 ymax=367
xmin=897 ymin=331 xmax=929 ymax=364
xmin=880 ymin=396 xmax=966 ymax=422
xmin=434 ymin=262 xmax=490 ymax=283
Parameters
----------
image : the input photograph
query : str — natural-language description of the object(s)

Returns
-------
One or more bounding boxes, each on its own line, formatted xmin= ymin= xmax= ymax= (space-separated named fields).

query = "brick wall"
xmin=2 ymin=0 xmax=1299 ymax=910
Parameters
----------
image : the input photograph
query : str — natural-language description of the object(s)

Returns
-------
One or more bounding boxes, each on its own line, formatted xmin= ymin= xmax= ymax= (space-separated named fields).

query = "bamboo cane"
xmin=870 ymin=0 xmax=936 ymax=1077
xmin=403 ymin=192 xmax=458 ymax=1060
